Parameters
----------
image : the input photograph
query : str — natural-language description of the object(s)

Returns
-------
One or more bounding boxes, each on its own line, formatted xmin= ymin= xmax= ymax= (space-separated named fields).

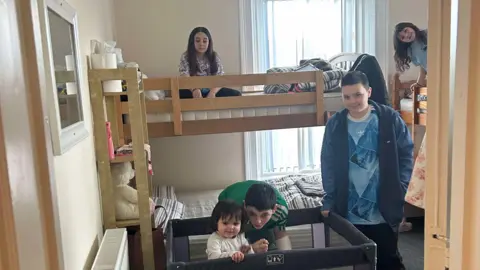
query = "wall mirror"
xmin=43 ymin=0 xmax=88 ymax=155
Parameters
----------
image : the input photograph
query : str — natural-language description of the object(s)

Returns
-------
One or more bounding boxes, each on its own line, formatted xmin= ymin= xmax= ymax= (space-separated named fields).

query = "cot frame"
xmin=166 ymin=207 xmax=376 ymax=270
xmin=106 ymin=70 xmax=331 ymax=142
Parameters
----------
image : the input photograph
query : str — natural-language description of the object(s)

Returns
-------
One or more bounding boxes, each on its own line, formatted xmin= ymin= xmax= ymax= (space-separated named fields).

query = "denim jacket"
xmin=321 ymin=101 xmax=414 ymax=226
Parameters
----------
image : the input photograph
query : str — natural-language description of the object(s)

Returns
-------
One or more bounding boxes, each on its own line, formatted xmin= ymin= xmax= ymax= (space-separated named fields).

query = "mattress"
xmin=400 ymin=98 xmax=413 ymax=112
xmin=146 ymin=92 xmax=343 ymax=123
xmin=176 ymin=189 xmax=223 ymax=220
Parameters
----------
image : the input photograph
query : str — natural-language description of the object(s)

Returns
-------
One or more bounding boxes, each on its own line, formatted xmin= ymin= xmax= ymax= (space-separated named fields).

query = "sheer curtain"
xmin=242 ymin=0 xmax=377 ymax=179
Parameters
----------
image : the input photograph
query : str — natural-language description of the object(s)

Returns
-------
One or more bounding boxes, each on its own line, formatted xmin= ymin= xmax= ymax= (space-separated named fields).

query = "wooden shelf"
xmin=110 ymin=154 xmax=134 ymax=163
xmin=116 ymin=219 xmax=140 ymax=228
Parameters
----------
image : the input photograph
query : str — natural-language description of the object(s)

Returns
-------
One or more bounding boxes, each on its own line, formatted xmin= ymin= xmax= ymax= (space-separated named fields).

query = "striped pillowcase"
xmin=154 ymin=198 xmax=185 ymax=232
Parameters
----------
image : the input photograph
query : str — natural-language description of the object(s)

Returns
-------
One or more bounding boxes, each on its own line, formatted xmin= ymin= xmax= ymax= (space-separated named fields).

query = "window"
xmin=240 ymin=0 xmax=382 ymax=179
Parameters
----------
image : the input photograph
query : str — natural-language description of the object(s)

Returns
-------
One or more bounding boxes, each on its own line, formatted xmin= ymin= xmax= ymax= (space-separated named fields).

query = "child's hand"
xmin=240 ymin=245 xmax=251 ymax=254
xmin=252 ymin=239 xmax=269 ymax=253
xmin=231 ymin=251 xmax=244 ymax=263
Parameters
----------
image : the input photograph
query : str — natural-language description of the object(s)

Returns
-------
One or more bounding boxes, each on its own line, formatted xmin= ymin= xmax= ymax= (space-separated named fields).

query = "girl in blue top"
xmin=393 ymin=22 xmax=428 ymax=98
xmin=393 ymin=22 xmax=428 ymax=233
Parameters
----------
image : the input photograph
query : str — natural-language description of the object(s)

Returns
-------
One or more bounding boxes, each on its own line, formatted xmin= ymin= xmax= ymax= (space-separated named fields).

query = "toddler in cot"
xmin=206 ymin=200 xmax=253 ymax=262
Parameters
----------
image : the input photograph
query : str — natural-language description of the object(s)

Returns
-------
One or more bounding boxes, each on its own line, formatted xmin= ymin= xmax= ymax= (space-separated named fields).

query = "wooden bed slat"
xmin=123 ymin=114 xmax=319 ymax=137
xmin=181 ymin=92 xmax=316 ymax=111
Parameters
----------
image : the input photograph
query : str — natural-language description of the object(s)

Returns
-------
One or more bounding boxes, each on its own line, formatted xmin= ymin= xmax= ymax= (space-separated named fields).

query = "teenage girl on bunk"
xmin=393 ymin=22 xmax=428 ymax=233
xmin=206 ymin=200 xmax=253 ymax=262
xmin=393 ymin=22 xmax=428 ymax=99
xmin=178 ymin=26 xmax=242 ymax=99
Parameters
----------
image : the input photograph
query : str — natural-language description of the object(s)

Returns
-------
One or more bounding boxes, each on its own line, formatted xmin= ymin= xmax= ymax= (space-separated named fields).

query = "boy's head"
xmin=244 ymin=183 xmax=277 ymax=229
xmin=341 ymin=71 xmax=371 ymax=114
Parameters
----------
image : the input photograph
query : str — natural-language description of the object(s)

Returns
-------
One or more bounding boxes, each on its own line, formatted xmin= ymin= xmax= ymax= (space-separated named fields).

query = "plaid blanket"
xmin=265 ymin=174 xmax=324 ymax=210
xmin=263 ymin=66 xmax=345 ymax=94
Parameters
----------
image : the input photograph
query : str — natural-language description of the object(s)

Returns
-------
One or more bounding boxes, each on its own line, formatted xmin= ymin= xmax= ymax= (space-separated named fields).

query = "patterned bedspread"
xmin=152 ymin=175 xmax=325 ymax=231
xmin=263 ymin=66 xmax=346 ymax=94
xmin=265 ymin=174 xmax=325 ymax=210
xmin=405 ymin=133 xmax=426 ymax=209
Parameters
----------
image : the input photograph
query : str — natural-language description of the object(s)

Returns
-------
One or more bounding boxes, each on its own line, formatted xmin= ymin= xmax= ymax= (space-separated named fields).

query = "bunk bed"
xmin=390 ymin=73 xmax=427 ymax=216
xmin=88 ymin=58 xmax=378 ymax=269
xmin=119 ymin=70 xmax=339 ymax=139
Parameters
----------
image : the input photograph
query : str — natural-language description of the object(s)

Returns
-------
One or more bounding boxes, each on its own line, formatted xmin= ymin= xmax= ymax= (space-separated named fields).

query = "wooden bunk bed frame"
xmin=390 ymin=73 xmax=428 ymax=126
xmin=117 ymin=70 xmax=330 ymax=140
xmin=390 ymin=73 xmax=428 ymax=218
xmin=89 ymin=67 xmax=333 ymax=269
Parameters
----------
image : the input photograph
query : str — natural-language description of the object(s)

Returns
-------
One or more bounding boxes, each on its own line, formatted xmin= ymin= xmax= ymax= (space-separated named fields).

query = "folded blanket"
xmin=294 ymin=175 xmax=325 ymax=197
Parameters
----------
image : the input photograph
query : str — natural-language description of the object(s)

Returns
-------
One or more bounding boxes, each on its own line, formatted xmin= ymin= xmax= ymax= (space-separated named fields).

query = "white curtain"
xmin=242 ymin=0 xmax=377 ymax=179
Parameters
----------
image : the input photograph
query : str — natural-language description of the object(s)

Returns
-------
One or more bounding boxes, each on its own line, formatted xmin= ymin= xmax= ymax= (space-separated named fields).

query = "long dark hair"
xmin=393 ymin=22 xmax=428 ymax=72
xmin=186 ymin=27 xmax=218 ymax=76
xmin=210 ymin=200 xmax=247 ymax=233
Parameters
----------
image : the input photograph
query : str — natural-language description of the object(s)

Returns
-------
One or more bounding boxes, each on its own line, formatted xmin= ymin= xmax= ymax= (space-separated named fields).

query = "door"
xmin=425 ymin=0 xmax=480 ymax=269
xmin=0 ymin=0 xmax=62 ymax=269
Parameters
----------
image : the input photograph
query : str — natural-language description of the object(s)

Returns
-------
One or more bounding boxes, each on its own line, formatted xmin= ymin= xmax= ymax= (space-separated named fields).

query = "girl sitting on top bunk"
xmin=393 ymin=22 xmax=429 ymax=233
xmin=178 ymin=26 xmax=242 ymax=99
xmin=393 ymin=22 xmax=428 ymax=98
xmin=206 ymin=200 xmax=254 ymax=262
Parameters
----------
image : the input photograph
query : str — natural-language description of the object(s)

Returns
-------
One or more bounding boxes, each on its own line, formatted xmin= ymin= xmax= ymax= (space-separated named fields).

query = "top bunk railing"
xmin=92 ymin=68 xmax=329 ymax=137
xmin=138 ymin=71 xmax=325 ymax=136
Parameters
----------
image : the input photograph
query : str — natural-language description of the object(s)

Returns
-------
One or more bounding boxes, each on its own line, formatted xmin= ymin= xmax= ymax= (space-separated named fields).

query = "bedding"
xmin=405 ymin=133 xmax=426 ymax=209
xmin=154 ymin=198 xmax=185 ymax=232
xmin=400 ymin=98 xmax=413 ymax=112
xmin=263 ymin=66 xmax=345 ymax=94
xmin=294 ymin=174 xmax=325 ymax=197
xmin=264 ymin=174 xmax=324 ymax=210
xmin=176 ymin=189 xmax=223 ymax=219
xmin=153 ymin=174 xmax=325 ymax=228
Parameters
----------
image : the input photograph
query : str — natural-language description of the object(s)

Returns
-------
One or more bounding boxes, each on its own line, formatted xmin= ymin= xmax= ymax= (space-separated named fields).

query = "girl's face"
xmin=217 ymin=216 xmax=241 ymax=238
xmin=194 ymin=32 xmax=209 ymax=54
xmin=398 ymin=27 xmax=416 ymax=43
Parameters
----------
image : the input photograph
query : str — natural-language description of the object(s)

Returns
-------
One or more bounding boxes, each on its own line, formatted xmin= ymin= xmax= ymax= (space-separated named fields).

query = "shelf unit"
xmin=88 ymin=66 xmax=155 ymax=269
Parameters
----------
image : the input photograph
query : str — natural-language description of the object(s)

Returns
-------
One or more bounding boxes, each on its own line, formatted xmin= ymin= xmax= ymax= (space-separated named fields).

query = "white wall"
xmin=113 ymin=0 xmax=429 ymax=192
xmin=114 ymin=0 xmax=245 ymax=192
xmin=387 ymin=0 xmax=429 ymax=80
xmin=42 ymin=0 xmax=116 ymax=268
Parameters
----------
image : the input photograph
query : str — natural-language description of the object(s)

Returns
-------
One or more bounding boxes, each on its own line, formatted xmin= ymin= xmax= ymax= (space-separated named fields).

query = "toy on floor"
xmin=110 ymin=161 xmax=155 ymax=220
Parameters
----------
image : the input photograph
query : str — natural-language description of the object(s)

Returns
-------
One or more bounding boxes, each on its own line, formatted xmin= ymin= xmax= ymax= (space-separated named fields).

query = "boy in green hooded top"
xmin=218 ymin=180 xmax=291 ymax=253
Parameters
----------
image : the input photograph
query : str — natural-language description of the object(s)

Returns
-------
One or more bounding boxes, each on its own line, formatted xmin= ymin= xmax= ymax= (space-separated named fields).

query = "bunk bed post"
xmin=170 ymin=77 xmax=182 ymax=135
xmin=315 ymin=71 xmax=325 ymax=125
xmin=125 ymin=69 xmax=155 ymax=270
xmin=88 ymin=72 xmax=117 ymax=229
xmin=138 ymin=90 xmax=153 ymax=197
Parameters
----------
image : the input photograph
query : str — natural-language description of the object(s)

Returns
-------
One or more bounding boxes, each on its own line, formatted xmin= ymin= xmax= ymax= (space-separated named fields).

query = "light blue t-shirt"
xmin=347 ymin=108 xmax=386 ymax=225
xmin=408 ymin=29 xmax=428 ymax=72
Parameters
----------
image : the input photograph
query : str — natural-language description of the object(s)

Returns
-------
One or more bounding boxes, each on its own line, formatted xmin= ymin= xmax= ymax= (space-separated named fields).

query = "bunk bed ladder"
xmin=88 ymin=63 xmax=155 ymax=270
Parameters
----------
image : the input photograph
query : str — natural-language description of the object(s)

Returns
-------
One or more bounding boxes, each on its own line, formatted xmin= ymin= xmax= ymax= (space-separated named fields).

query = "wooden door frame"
xmin=425 ymin=0 xmax=480 ymax=269
xmin=448 ymin=0 xmax=480 ymax=268
xmin=425 ymin=0 xmax=451 ymax=269
xmin=0 ymin=0 xmax=63 ymax=269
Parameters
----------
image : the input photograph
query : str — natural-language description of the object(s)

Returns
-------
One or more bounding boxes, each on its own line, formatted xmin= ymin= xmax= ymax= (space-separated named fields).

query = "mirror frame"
xmin=42 ymin=0 xmax=88 ymax=156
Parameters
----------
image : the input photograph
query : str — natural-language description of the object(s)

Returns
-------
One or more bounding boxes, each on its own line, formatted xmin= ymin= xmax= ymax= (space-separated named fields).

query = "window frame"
xmin=240 ymin=0 xmax=389 ymax=179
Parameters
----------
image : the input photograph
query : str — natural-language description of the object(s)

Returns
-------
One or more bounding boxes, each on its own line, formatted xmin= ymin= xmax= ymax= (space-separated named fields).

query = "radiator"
xmin=91 ymin=228 xmax=129 ymax=270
